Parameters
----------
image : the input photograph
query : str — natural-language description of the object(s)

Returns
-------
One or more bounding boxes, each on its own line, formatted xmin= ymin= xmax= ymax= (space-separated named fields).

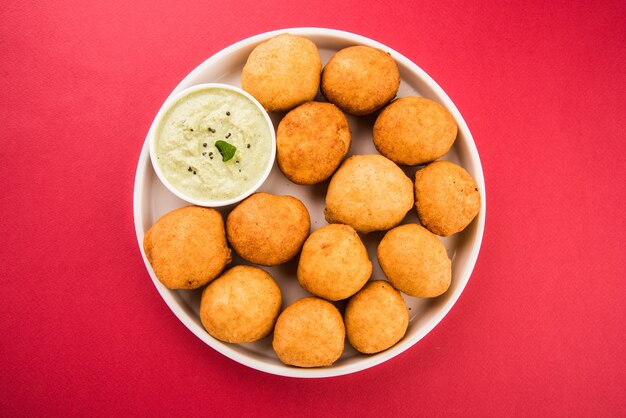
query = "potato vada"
xmin=321 ymin=45 xmax=400 ymax=115
xmin=344 ymin=281 xmax=409 ymax=354
xmin=324 ymin=154 xmax=413 ymax=233
xmin=297 ymin=224 xmax=371 ymax=301
xmin=277 ymin=101 xmax=351 ymax=185
xmin=226 ymin=192 xmax=310 ymax=265
xmin=200 ymin=265 xmax=282 ymax=343
xmin=241 ymin=33 xmax=321 ymax=112
xmin=143 ymin=206 xmax=231 ymax=290
xmin=373 ymin=96 xmax=458 ymax=166
xmin=272 ymin=297 xmax=345 ymax=367
xmin=378 ymin=224 xmax=451 ymax=297
xmin=414 ymin=161 xmax=481 ymax=236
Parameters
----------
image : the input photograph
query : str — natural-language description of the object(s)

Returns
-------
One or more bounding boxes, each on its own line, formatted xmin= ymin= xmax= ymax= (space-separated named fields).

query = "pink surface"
xmin=1 ymin=1 xmax=625 ymax=416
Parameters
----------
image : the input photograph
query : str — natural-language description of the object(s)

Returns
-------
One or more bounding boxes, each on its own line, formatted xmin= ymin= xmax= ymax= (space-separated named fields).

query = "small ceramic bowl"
xmin=148 ymin=83 xmax=276 ymax=207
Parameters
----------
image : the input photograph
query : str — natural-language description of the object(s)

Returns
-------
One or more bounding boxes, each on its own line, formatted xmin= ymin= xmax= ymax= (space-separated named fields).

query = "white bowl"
xmin=148 ymin=83 xmax=276 ymax=207
xmin=134 ymin=27 xmax=486 ymax=378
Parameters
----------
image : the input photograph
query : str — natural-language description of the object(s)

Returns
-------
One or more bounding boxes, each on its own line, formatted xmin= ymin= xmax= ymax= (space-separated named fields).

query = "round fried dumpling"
xmin=378 ymin=224 xmax=451 ymax=297
xmin=241 ymin=33 xmax=321 ymax=112
xmin=321 ymin=45 xmax=400 ymax=115
xmin=277 ymin=101 xmax=351 ymax=185
xmin=324 ymin=155 xmax=413 ymax=233
xmin=272 ymin=297 xmax=345 ymax=367
xmin=414 ymin=161 xmax=481 ymax=236
xmin=200 ymin=265 xmax=282 ymax=343
xmin=143 ymin=206 xmax=231 ymax=290
xmin=297 ymin=224 xmax=372 ymax=301
xmin=373 ymin=97 xmax=457 ymax=166
xmin=226 ymin=193 xmax=310 ymax=266
xmin=345 ymin=281 xmax=409 ymax=354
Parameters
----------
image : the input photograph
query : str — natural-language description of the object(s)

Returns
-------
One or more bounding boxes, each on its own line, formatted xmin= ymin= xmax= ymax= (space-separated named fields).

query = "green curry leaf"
xmin=214 ymin=140 xmax=237 ymax=162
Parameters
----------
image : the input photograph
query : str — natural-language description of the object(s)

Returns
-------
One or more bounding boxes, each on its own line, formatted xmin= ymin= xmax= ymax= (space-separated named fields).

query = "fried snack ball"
xmin=378 ymin=224 xmax=451 ymax=297
xmin=272 ymin=297 xmax=345 ymax=367
xmin=226 ymin=193 xmax=310 ymax=266
xmin=321 ymin=45 xmax=400 ymax=115
xmin=297 ymin=224 xmax=372 ymax=301
xmin=143 ymin=206 xmax=231 ymax=290
xmin=345 ymin=281 xmax=409 ymax=354
xmin=200 ymin=265 xmax=282 ymax=343
xmin=373 ymin=97 xmax=458 ymax=166
xmin=414 ymin=161 xmax=481 ymax=237
xmin=241 ymin=34 xmax=321 ymax=112
xmin=324 ymin=155 xmax=414 ymax=233
xmin=277 ymin=102 xmax=351 ymax=185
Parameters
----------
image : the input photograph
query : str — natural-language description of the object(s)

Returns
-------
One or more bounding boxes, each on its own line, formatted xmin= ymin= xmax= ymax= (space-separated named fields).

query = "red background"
xmin=2 ymin=1 xmax=625 ymax=416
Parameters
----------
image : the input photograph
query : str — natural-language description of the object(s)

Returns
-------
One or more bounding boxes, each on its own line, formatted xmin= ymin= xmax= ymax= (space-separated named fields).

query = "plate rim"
xmin=133 ymin=27 xmax=486 ymax=378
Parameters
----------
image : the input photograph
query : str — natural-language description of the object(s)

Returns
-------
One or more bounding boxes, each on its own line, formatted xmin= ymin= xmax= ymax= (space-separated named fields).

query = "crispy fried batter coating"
xmin=272 ymin=297 xmax=345 ymax=367
xmin=143 ymin=206 xmax=231 ymax=290
xmin=321 ymin=45 xmax=400 ymax=115
xmin=200 ymin=265 xmax=282 ymax=343
xmin=226 ymin=193 xmax=310 ymax=266
xmin=345 ymin=281 xmax=409 ymax=354
xmin=241 ymin=34 xmax=321 ymax=112
xmin=297 ymin=224 xmax=371 ymax=301
xmin=277 ymin=101 xmax=351 ymax=185
xmin=414 ymin=161 xmax=481 ymax=236
xmin=378 ymin=224 xmax=451 ymax=297
xmin=373 ymin=97 xmax=457 ymax=166
xmin=324 ymin=155 xmax=413 ymax=233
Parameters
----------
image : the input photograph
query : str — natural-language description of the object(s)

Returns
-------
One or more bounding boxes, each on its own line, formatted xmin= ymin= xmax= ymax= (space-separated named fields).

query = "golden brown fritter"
xmin=414 ymin=161 xmax=481 ymax=236
xmin=321 ymin=45 xmax=400 ymax=115
xmin=297 ymin=224 xmax=371 ymax=301
xmin=226 ymin=192 xmax=310 ymax=266
xmin=345 ymin=281 xmax=409 ymax=354
xmin=373 ymin=96 xmax=457 ymax=166
xmin=241 ymin=34 xmax=321 ymax=112
xmin=200 ymin=265 xmax=282 ymax=343
xmin=272 ymin=297 xmax=345 ymax=367
xmin=277 ymin=101 xmax=351 ymax=185
xmin=324 ymin=155 xmax=413 ymax=233
xmin=378 ymin=224 xmax=451 ymax=297
xmin=143 ymin=206 xmax=231 ymax=290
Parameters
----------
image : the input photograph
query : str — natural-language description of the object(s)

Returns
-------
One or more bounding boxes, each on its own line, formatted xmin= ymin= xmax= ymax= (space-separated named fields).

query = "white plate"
xmin=133 ymin=27 xmax=486 ymax=378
